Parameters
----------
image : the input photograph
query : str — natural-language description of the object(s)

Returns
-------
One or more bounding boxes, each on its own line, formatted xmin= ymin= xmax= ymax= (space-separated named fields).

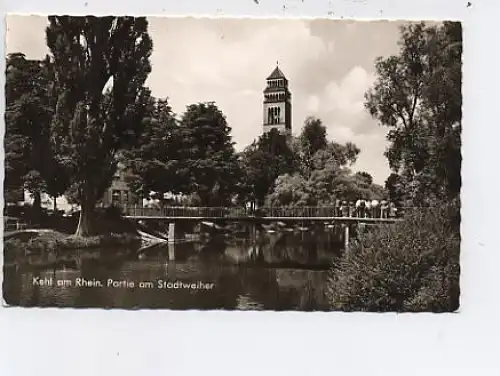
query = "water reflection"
xmin=3 ymin=229 xmax=342 ymax=310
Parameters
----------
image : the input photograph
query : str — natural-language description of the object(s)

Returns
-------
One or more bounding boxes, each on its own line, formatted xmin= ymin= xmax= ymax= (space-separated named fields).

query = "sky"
xmin=5 ymin=16 xmax=415 ymax=185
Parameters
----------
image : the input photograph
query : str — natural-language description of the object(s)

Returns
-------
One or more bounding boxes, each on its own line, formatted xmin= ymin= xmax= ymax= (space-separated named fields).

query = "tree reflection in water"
xmin=3 ymin=229 xmax=342 ymax=310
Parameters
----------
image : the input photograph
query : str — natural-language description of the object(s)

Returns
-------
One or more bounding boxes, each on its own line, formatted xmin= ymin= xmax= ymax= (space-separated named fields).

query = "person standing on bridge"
xmin=355 ymin=199 xmax=361 ymax=217
xmin=371 ymin=199 xmax=379 ymax=218
xmin=341 ymin=201 xmax=349 ymax=217
xmin=364 ymin=200 xmax=372 ymax=218
xmin=355 ymin=199 xmax=365 ymax=217
xmin=335 ymin=199 xmax=341 ymax=216
xmin=348 ymin=201 xmax=355 ymax=217
xmin=388 ymin=202 xmax=397 ymax=218
xmin=380 ymin=200 xmax=389 ymax=218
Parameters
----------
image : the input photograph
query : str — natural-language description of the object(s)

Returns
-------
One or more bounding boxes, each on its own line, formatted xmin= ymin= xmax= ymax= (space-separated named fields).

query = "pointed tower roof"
xmin=267 ymin=65 xmax=286 ymax=80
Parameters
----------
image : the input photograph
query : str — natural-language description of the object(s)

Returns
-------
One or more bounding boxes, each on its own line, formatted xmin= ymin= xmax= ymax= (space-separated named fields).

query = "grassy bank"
xmin=4 ymin=206 xmax=142 ymax=263
xmin=327 ymin=201 xmax=460 ymax=312
xmin=4 ymin=230 xmax=140 ymax=260
xmin=7 ymin=230 xmax=138 ymax=251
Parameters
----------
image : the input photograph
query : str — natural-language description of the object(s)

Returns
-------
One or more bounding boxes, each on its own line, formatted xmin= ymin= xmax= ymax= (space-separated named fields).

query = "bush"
xmin=327 ymin=202 xmax=460 ymax=312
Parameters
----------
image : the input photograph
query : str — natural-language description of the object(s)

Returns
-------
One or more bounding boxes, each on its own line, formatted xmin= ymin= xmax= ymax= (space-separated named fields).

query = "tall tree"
xmin=299 ymin=117 xmax=328 ymax=176
xmin=4 ymin=53 xmax=69 ymax=214
xmin=300 ymin=117 xmax=327 ymax=153
xmin=122 ymin=98 xmax=185 ymax=202
xmin=5 ymin=54 xmax=40 ymax=203
xmin=178 ymin=102 xmax=241 ymax=206
xmin=240 ymin=128 xmax=297 ymax=206
xmin=259 ymin=129 xmax=297 ymax=172
xmin=365 ymin=22 xmax=461 ymax=204
xmin=46 ymin=16 xmax=153 ymax=236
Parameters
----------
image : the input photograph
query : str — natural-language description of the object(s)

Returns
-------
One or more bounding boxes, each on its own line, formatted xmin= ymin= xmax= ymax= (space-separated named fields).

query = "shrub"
xmin=327 ymin=202 xmax=460 ymax=312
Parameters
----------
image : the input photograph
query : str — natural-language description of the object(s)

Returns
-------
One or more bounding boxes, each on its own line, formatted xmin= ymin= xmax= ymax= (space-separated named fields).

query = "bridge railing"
xmin=123 ymin=205 xmax=413 ymax=219
xmin=260 ymin=206 xmax=407 ymax=218
xmin=123 ymin=206 xmax=253 ymax=218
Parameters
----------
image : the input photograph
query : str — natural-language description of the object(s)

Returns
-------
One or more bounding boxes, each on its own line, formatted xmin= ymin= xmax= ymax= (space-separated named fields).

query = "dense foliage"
xmin=122 ymin=101 xmax=243 ymax=206
xmin=239 ymin=128 xmax=297 ymax=206
xmin=327 ymin=201 xmax=460 ymax=312
xmin=122 ymin=98 xmax=183 ymax=201
xmin=46 ymin=16 xmax=153 ymax=236
xmin=121 ymin=110 xmax=386 ymax=208
xmin=326 ymin=21 xmax=462 ymax=312
xmin=240 ymin=117 xmax=386 ymax=207
xmin=365 ymin=21 xmax=462 ymax=205
xmin=177 ymin=102 xmax=242 ymax=206
xmin=4 ymin=53 xmax=69 ymax=214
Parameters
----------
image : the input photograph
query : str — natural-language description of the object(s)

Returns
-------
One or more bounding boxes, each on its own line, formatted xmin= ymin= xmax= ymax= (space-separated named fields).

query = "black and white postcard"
xmin=2 ymin=16 xmax=461 ymax=311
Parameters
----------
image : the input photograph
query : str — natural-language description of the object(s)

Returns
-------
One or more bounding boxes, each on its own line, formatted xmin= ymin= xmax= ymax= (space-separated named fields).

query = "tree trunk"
xmin=31 ymin=191 xmax=42 ymax=224
xmin=53 ymin=196 xmax=58 ymax=212
xmin=75 ymin=197 xmax=95 ymax=237
xmin=33 ymin=191 xmax=42 ymax=211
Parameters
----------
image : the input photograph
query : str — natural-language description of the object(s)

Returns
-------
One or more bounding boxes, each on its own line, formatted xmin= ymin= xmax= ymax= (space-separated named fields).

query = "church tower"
xmin=263 ymin=64 xmax=292 ymax=137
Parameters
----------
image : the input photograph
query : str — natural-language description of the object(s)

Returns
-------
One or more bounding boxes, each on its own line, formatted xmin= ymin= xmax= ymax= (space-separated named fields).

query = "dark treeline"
xmin=5 ymin=16 xmax=153 ymax=236
xmin=123 ymin=108 xmax=386 ymax=208
xmin=366 ymin=22 xmax=462 ymax=208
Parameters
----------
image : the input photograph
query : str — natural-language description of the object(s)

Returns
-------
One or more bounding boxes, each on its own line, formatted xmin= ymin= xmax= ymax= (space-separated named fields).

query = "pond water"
xmin=3 ymin=229 xmax=345 ymax=311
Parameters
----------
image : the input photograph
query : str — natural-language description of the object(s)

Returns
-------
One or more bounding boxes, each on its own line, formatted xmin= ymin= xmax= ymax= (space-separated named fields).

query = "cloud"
xmin=306 ymin=95 xmax=320 ymax=113
xmin=326 ymin=66 xmax=375 ymax=109
xmin=5 ymin=16 xmax=411 ymax=184
xmin=321 ymin=66 xmax=377 ymax=136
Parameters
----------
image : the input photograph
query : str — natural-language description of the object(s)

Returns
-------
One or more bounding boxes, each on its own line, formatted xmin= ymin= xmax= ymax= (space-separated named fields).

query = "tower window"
xmin=267 ymin=107 xmax=281 ymax=125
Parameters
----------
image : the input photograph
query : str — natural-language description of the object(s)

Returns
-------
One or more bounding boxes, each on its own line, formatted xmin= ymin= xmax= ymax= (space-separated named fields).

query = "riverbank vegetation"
xmin=327 ymin=21 xmax=462 ymax=312
xmin=4 ymin=206 xmax=141 ymax=262
xmin=327 ymin=201 xmax=460 ymax=312
xmin=5 ymin=231 xmax=139 ymax=258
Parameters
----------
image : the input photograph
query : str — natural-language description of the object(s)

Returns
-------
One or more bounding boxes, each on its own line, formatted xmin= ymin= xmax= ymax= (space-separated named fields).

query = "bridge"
xmin=122 ymin=205 xmax=409 ymax=248
xmin=122 ymin=205 xmax=405 ymax=223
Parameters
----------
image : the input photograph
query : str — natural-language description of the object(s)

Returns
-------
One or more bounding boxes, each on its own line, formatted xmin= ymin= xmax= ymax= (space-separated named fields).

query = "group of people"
xmin=336 ymin=199 xmax=397 ymax=219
